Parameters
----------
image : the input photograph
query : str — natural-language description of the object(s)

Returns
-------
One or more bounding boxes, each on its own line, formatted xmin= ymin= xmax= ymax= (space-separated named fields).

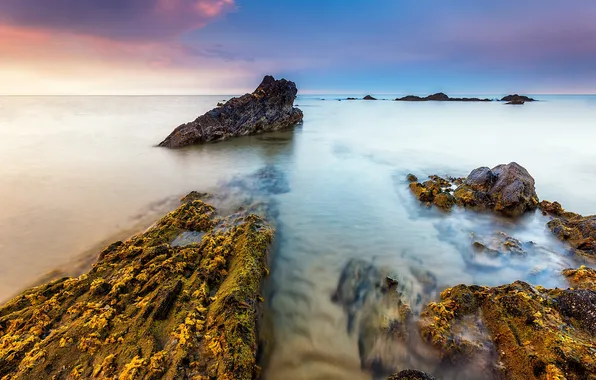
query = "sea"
xmin=1 ymin=94 xmax=595 ymax=379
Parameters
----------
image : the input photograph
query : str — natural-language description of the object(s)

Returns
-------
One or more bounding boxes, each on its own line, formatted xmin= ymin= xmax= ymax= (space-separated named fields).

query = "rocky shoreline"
xmin=336 ymin=93 xmax=535 ymax=103
xmin=0 ymin=195 xmax=274 ymax=379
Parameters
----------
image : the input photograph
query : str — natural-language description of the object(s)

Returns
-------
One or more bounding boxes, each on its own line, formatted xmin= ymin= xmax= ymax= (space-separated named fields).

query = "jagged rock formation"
xmin=540 ymin=200 xmax=596 ymax=259
xmin=158 ymin=75 xmax=303 ymax=148
xmin=0 ymin=195 xmax=274 ymax=380
xmin=395 ymin=93 xmax=491 ymax=102
xmin=409 ymin=163 xmax=539 ymax=217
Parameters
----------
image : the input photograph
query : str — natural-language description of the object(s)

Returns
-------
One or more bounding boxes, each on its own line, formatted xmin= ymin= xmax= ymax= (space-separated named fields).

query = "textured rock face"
xmin=158 ymin=75 xmax=303 ymax=148
xmin=540 ymin=201 xmax=596 ymax=259
xmin=453 ymin=162 xmax=539 ymax=217
xmin=0 ymin=196 xmax=274 ymax=380
xmin=420 ymin=273 xmax=596 ymax=380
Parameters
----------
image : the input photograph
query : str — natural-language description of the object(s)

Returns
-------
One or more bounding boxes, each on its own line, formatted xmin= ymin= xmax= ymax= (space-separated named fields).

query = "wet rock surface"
xmin=420 ymin=276 xmax=596 ymax=380
xmin=332 ymin=259 xmax=439 ymax=376
xmin=0 ymin=196 xmax=274 ymax=379
xmin=158 ymin=75 xmax=303 ymax=148
xmin=386 ymin=369 xmax=436 ymax=379
xmin=540 ymin=200 xmax=596 ymax=259
xmin=408 ymin=163 xmax=539 ymax=217
xmin=395 ymin=93 xmax=491 ymax=102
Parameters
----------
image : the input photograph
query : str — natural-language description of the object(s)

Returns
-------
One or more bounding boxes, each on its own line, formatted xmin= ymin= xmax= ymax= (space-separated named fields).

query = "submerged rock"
xmin=501 ymin=94 xmax=535 ymax=102
xmin=332 ymin=259 xmax=438 ymax=376
xmin=420 ymin=273 xmax=596 ymax=380
xmin=0 ymin=195 xmax=274 ymax=379
xmin=158 ymin=75 xmax=303 ymax=148
xmin=387 ymin=369 xmax=436 ymax=380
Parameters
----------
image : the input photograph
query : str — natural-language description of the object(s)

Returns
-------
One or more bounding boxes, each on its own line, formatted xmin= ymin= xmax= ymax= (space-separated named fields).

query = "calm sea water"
xmin=1 ymin=94 xmax=595 ymax=378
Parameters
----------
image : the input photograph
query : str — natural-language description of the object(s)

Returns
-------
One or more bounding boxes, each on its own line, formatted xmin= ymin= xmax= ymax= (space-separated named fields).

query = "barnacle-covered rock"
xmin=0 ymin=195 xmax=274 ymax=380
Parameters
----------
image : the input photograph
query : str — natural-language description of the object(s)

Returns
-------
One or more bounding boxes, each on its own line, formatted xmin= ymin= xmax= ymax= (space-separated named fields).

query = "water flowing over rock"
xmin=420 ymin=270 xmax=596 ymax=380
xmin=540 ymin=200 xmax=596 ymax=259
xmin=0 ymin=195 xmax=274 ymax=379
xmin=158 ymin=75 xmax=303 ymax=148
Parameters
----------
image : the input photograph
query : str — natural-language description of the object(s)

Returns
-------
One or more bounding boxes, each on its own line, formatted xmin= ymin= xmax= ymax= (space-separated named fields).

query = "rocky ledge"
xmin=158 ymin=75 xmax=303 ymax=148
xmin=540 ymin=200 xmax=596 ymax=260
xmin=395 ymin=93 xmax=491 ymax=102
xmin=408 ymin=162 xmax=539 ymax=217
xmin=0 ymin=195 xmax=274 ymax=379
xmin=333 ymin=259 xmax=596 ymax=380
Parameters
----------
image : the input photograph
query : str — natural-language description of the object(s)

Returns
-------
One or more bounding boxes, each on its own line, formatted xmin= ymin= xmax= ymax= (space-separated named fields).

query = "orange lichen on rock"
xmin=0 ymin=195 xmax=273 ymax=380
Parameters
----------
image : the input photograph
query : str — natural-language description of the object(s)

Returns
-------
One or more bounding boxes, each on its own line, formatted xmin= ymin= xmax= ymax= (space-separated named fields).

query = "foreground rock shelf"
xmin=0 ymin=195 xmax=274 ymax=379
xmin=158 ymin=75 xmax=303 ymax=148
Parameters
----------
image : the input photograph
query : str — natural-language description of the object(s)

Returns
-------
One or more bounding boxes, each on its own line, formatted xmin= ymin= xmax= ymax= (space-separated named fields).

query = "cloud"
xmin=0 ymin=0 xmax=235 ymax=40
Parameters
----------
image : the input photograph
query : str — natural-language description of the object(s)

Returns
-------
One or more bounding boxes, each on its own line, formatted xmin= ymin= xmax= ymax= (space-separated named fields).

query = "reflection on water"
xmin=1 ymin=95 xmax=596 ymax=378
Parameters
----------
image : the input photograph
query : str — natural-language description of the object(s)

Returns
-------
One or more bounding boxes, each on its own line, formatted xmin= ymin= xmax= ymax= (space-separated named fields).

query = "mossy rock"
xmin=419 ymin=273 xmax=596 ymax=379
xmin=0 ymin=196 xmax=274 ymax=380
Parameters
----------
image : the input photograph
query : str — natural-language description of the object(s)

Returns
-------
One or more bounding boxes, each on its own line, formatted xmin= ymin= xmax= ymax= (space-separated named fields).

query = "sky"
xmin=1 ymin=0 xmax=595 ymax=95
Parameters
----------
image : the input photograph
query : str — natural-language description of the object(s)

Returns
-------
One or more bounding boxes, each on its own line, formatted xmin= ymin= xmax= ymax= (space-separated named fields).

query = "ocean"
xmin=1 ymin=94 xmax=595 ymax=379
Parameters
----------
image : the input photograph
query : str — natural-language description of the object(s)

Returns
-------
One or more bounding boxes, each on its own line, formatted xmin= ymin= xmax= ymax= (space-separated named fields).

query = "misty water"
xmin=1 ymin=94 xmax=596 ymax=379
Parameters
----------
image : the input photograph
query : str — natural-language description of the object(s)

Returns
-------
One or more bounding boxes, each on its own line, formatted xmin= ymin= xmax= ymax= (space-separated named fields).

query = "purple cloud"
xmin=0 ymin=0 xmax=235 ymax=40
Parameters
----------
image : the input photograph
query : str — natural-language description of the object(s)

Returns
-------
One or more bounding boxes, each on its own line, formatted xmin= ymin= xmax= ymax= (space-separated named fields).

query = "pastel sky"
xmin=1 ymin=0 xmax=595 ymax=94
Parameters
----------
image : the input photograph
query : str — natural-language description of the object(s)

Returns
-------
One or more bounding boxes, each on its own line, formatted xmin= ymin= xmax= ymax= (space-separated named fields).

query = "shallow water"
xmin=1 ymin=94 xmax=596 ymax=378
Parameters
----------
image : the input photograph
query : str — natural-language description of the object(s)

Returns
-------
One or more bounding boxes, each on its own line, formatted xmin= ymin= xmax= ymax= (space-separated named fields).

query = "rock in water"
xmin=363 ymin=95 xmax=377 ymax=100
xmin=540 ymin=200 xmax=596 ymax=259
xmin=420 ymin=270 xmax=596 ymax=380
xmin=0 ymin=196 xmax=274 ymax=379
xmin=158 ymin=75 xmax=303 ymax=148
xmin=501 ymin=94 xmax=535 ymax=102
xmin=453 ymin=162 xmax=539 ymax=217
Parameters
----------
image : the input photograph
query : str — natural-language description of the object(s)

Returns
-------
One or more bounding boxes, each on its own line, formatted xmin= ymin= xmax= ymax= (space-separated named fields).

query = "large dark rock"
xmin=158 ymin=75 xmax=303 ymax=148
xmin=453 ymin=162 xmax=539 ymax=217
xmin=501 ymin=94 xmax=535 ymax=102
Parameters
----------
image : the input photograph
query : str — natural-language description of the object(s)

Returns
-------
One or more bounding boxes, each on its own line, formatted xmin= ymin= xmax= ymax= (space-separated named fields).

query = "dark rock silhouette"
xmin=158 ymin=75 xmax=303 ymax=148
xmin=395 ymin=93 xmax=491 ymax=102
xmin=363 ymin=95 xmax=377 ymax=100
xmin=501 ymin=94 xmax=535 ymax=102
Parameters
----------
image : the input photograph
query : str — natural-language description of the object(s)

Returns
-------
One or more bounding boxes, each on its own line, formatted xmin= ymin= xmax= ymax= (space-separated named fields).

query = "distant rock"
xmin=395 ymin=93 xmax=491 ymax=102
xmin=363 ymin=95 xmax=377 ymax=100
xmin=346 ymin=97 xmax=358 ymax=100
xmin=501 ymin=94 xmax=535 ymax=102
xmin=158 ymin=75 xmax=303 ymax=148
xmin=505 ymin=99 xmax=525 ymax=105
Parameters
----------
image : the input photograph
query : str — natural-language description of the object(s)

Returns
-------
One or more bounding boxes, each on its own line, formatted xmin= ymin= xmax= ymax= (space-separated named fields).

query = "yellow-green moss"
xmin=419 ymin=279 xmax=596 ymax=379
xmin=0 ymin=197 xmax=273 ymax=380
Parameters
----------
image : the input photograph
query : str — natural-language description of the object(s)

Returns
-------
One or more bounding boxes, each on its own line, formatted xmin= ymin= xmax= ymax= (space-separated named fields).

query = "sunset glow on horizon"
xmin=1 ymin=0 xmax=596 ymax=95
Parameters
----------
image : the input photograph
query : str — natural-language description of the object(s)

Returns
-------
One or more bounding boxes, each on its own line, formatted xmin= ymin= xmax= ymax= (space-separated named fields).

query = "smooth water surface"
xmin=1 ymin=94 xmax=595 ymax=378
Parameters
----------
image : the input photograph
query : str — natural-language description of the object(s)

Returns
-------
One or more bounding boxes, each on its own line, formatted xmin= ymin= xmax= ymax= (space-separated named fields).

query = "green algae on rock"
xmin=0 ymin=195 xmax=274 ymax=380
xmin=408 ymin=162 xmax=539 ymax=216
xmin=540 ymin=200 xmax=596 ymax=260
xmin=419 ymin=274 xmax=596 ymax=380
